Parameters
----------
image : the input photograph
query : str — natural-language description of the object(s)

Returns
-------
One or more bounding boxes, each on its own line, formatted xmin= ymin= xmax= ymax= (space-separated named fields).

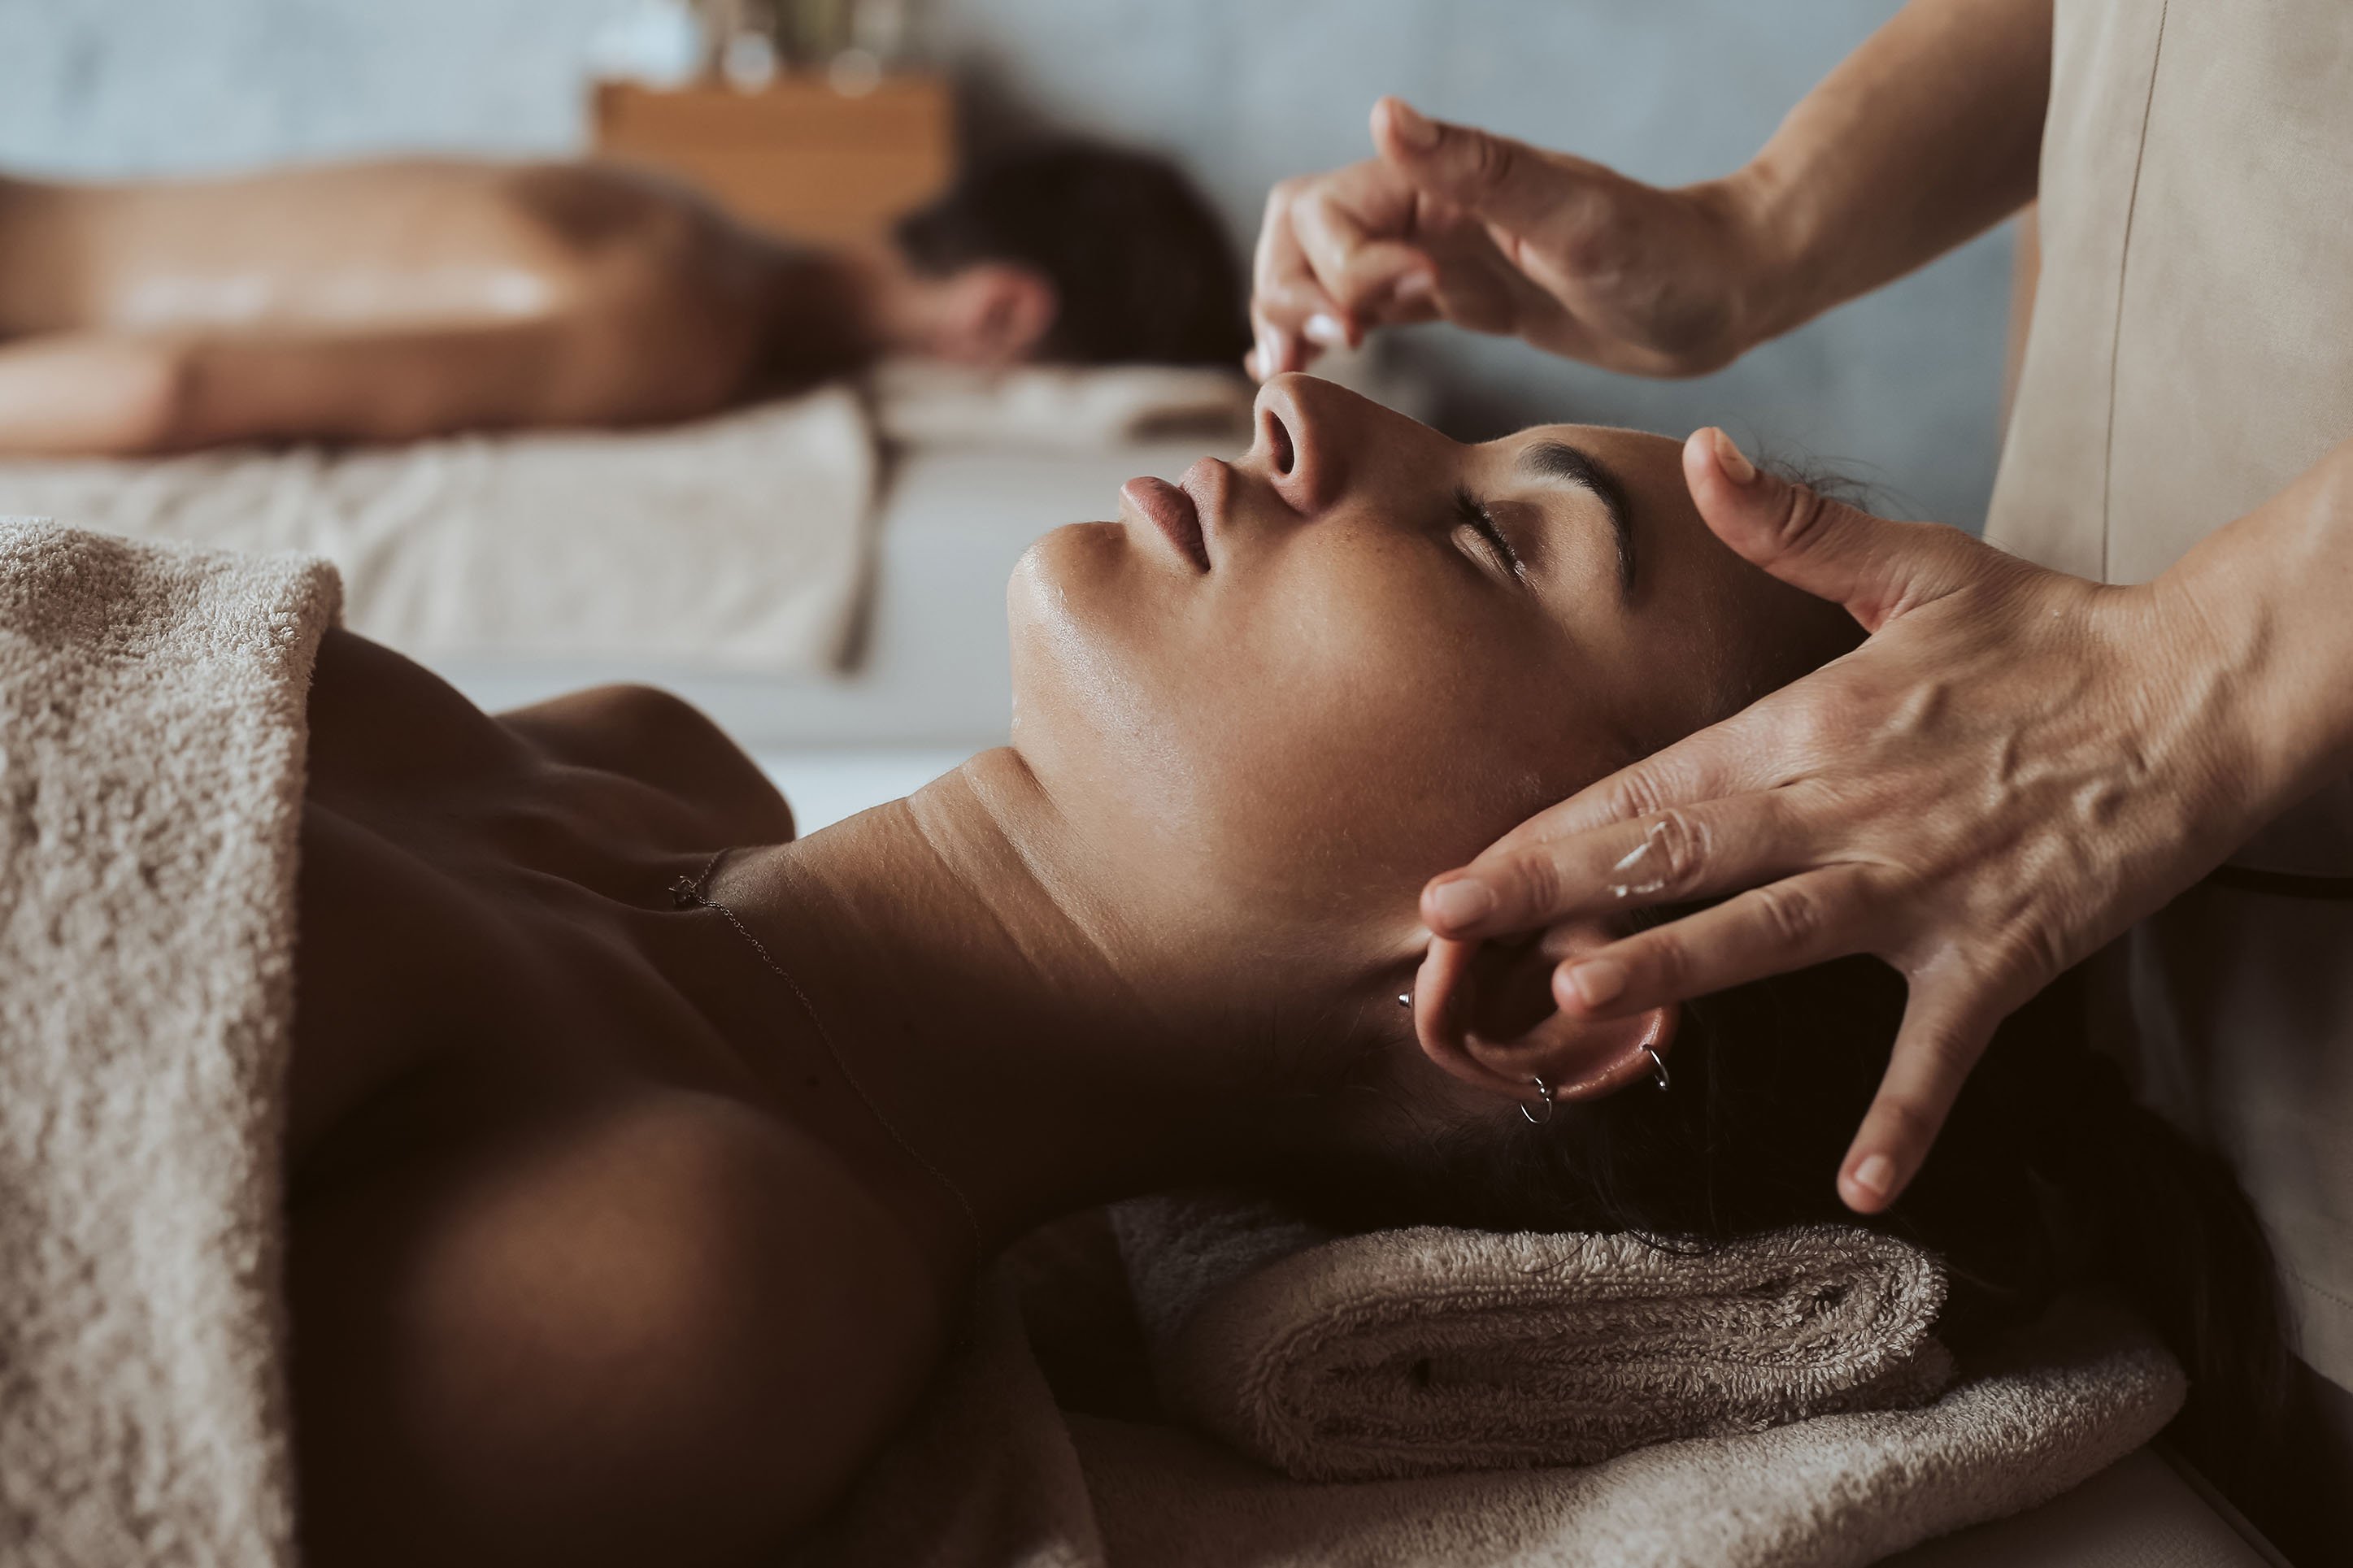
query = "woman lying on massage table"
xmin=285 ymin=373 xmax=2283 ymax=1566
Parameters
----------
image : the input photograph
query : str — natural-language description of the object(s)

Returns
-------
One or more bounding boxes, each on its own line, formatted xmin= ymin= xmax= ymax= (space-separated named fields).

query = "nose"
xmin=1251 ymin=374 xmax=1347 ymax=517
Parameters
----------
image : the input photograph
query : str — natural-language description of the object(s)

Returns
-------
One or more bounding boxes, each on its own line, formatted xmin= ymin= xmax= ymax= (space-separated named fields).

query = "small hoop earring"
xmin=1646 ymin=1045 xmax=1671 ymax=1092
xmin=1520 ymin=1075 xmax=1555 ymax=1126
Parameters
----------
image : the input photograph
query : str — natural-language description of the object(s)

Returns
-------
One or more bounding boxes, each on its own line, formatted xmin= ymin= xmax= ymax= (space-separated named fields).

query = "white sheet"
xmin=0 ymin=388 xmax=878 ymax=673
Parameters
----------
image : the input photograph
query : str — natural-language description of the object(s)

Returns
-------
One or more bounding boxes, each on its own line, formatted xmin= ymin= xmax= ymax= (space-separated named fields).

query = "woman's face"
xmin=1007 ymin=375 xmax=1851 ymax=997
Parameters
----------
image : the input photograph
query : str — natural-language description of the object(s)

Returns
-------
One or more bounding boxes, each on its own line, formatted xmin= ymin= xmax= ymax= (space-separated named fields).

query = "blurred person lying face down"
xmin=0 ymin=141 xmax=1247 ymax=455
xmin=280 ymin=376 xmax=2279 ymax=1565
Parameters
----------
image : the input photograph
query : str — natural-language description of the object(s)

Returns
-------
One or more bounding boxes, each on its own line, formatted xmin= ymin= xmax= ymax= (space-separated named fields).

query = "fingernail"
xmin=1254 ymin=330 xmax=1277 ymax=377
xmin=1850 ymin=1153 xmax=1895 ymax=1201
xmin=1392 ymin=271 xmax=1434 ymax=303
xmin=1388 ymin=98 xmax=1439 ymax=152
xmin=1426 ymin=879 xmax=1495 ymax=930
xmin=1562 ymin=958 xmax=1626 ymax=1009
xmin=1303 ymin=311 xmax=1347 ymax=348
xmin=1712 ymin=428 xmax=1757 ymax=485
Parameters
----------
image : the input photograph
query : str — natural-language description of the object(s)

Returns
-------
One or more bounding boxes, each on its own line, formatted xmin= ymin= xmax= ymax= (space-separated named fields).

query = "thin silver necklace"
xmin=669 ymin=848 xmax=985 ymax=1265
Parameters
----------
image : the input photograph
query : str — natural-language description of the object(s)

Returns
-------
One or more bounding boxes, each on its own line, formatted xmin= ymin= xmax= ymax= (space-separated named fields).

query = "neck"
xmin=695 ymin=749 xmax=1316 ymax=1269
xmin=742 ymin=244 xmax=908 ymax=386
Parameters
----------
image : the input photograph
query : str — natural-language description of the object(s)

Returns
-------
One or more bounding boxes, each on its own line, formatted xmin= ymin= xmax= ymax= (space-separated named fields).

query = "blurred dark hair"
xmin=893 ymin=140 xmax=1250 ymax=369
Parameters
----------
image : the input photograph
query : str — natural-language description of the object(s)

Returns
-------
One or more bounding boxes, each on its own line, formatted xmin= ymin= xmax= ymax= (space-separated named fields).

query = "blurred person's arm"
xmin=1251 ymin=0 xmax=2051 ymax=377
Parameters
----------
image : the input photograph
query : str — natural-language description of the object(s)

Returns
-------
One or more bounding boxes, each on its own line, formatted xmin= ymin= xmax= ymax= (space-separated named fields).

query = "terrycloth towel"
xmin=0 ymin=518 xmax=334 ymax=1566
xmin=0 ymin=387 xmax=875 ymax=673
xmin=1068 ymin=1297 xmax=2184 ymax=1568
xmin=868 ymin=360 xmax=1254 ymax=450
xmin=798 ymin=1264 xmax=2183 ymax=1568
xmin=1111 ymin=1196 xmax=1955 ymax=1482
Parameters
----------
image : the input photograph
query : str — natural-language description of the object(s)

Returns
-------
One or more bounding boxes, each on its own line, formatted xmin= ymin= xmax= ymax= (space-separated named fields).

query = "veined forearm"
xmin=1723 ymin=0 xmax=2052 ymax=348
xmin=2162 ymin=432 xmax=2353 ymax=828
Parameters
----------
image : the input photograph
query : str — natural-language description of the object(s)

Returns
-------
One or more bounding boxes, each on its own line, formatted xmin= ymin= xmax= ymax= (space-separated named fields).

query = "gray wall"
xmin=0 ymin=0 xmax=2015 ymax=525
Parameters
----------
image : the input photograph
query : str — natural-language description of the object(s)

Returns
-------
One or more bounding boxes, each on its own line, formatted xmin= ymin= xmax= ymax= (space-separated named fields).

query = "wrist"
xmin=2155 ymin=441 xmax=2353 ymax=826
xmin=1700 ymin=155 xmax=1827 ymax=358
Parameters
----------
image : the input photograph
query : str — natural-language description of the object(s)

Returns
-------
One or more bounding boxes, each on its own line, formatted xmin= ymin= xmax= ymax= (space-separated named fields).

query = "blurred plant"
xmin=646 ymin=0 xmax=914 ymax=89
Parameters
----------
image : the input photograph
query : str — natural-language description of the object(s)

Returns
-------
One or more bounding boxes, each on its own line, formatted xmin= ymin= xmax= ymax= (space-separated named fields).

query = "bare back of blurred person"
xmin=0 ymin=144 xmax=1247 ymax=455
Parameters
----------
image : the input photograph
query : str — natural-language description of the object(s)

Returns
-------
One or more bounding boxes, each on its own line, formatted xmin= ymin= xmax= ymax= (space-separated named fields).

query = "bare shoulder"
xmin=497 ymin=161 xmax=733 ymax=249
xmin=500 ymin=681 xmax=794 ymax=842
xmin=290 ymin=1091 xmax=943 ymax=1568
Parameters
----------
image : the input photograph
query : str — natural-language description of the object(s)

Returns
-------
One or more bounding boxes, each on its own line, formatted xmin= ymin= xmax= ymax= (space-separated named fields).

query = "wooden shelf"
xmin=591 ymin=76 xmax=955 ymax=244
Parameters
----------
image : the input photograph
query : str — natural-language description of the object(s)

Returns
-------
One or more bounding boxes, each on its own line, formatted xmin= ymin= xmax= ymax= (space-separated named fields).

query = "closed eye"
xmin=1454 ymin=488 xmax=1523 ymax=580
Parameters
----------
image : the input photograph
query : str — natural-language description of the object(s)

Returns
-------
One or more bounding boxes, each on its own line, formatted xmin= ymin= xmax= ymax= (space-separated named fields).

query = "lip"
xmin=1121 ymin=474 xmax=1211 ymax=573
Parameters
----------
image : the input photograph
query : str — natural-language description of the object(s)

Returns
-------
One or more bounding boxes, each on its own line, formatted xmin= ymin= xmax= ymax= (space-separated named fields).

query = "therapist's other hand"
xmin=1249 ymin=98 xmax=1775 ymax=380
xmin=1416 ymin=430 xmax=2266 ymax=1214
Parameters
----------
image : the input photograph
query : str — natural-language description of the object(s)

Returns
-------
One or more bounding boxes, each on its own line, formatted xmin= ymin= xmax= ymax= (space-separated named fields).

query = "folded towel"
xmin=800 ymin=1264 xmax=2183 ymax=1568
xmin=1111 ymin=1195 xmax=1954 ymax=1482
xmin=1068 ymin=1297 xmax=2183 ymax=1568
xmin=0 ymin=386 xmax=876 ymax=673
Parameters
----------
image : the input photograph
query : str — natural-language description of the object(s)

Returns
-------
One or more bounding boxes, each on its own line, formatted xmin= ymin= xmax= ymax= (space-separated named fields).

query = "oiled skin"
xmin=0 ymin=161 xmax=845 ymax=452
xmin=284 ymin=628 xmax=943 ymax=1568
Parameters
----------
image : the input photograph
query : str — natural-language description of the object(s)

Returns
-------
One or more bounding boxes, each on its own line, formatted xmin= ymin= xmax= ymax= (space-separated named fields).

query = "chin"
xmin=1007 ymin=522 xmax=1121 ymax=646
xmin=1007 ymin=521 xmax=1134 ymax=734
xmin=1002 ymin=523 xmax=1176 ymax=789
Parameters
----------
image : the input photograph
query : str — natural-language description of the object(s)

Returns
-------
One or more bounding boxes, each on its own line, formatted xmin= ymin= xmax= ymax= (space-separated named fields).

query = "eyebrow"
xmin=1516 ymin=439 xmax=1636 ymax=597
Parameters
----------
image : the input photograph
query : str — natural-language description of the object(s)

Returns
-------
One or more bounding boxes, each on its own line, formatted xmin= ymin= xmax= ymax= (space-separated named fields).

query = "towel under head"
xmin=1115 ymin=1196 xmax=1955 ymax=1482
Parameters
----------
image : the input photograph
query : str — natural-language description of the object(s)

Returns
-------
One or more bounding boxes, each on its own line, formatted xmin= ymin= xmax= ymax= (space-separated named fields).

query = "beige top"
xmin=1988 ymin=0 xmax=2353 ymax=1392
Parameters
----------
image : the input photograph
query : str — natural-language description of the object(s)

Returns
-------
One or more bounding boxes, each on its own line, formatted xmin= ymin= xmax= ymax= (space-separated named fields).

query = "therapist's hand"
xmin=1250 ymin=98 xmax=1779 ymax=380
xmin=1416 ymin=430 xmax=2273 ymax=1214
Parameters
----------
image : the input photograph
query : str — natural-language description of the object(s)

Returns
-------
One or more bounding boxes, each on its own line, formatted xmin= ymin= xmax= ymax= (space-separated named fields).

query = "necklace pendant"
xmin=668 ymin=875 xmax=704 ymax=910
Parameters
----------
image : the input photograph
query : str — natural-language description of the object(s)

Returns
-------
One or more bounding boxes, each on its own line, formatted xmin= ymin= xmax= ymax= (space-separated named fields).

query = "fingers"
xmin=1548 ymin=866 xmax=1871 ymax=1019
xmin=1371 ymin=96 xmax=1595 ymax=239
xmin=1837 ymin=980 xmax=1998 ymax=1213
xmin=1683 ymin=428 xmax=1990 ymax=632
xmin=1250 ymin=177 xmax=1341 ymax=376
xmin=1251 ymin=164 xmax=1443 ymax=379
xmin=1421 ymin=733 xmax=1791 ymax=940
xmin=1288 ymin=189 xmax=1437 ymax=322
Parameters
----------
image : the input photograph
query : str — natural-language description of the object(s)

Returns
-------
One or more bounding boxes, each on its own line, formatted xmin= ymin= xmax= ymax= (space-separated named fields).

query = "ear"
xmin=931 ymin=263 xmax=1058 ymax=367
xmin=1411 ymin=923 xmax=1677 ymax=1111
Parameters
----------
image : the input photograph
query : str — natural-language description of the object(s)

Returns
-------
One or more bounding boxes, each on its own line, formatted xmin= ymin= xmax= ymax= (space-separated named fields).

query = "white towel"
xmin=0 ymin=388 xmax=876 ymax=673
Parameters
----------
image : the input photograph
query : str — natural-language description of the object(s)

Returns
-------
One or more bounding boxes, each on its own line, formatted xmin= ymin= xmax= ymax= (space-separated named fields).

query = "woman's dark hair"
xmin=893 ymin=141 xmax=1250 ymax=368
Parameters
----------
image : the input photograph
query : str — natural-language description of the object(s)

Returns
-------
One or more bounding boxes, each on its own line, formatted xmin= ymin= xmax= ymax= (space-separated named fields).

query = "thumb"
xmin=1683 ymin=428 xmax=1981 ymax=632
xmin=1371 ymin=97 xmax=1577 ymax=236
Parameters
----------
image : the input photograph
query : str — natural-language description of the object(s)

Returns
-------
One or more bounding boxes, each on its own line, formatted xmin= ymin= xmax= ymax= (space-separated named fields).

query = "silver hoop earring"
xmin=1646 ymin=1045 xmax=1671 ymax=1092
xmin=1520 ymin=1075 xmax=1556 ymax=1125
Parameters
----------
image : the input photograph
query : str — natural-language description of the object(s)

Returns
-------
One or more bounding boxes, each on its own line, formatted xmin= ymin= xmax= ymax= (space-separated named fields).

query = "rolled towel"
xmin=1111 ymin=1195 xmax=1955 ymax=1483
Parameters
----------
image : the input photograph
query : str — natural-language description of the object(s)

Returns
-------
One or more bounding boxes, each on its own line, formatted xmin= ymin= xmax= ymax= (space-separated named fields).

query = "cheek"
xmin=1018 ymin=529 xmax=1584 ymax=923
xmin=1008 ymin=527 xmax=1198 ymax=826
xmin=1213 ymin=572 xmax=1560 ymax=888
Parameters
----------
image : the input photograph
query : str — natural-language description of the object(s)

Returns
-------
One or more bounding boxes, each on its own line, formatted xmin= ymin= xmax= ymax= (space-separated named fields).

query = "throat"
xmin=669 ymin=756 xmax=1301 ymax=1256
